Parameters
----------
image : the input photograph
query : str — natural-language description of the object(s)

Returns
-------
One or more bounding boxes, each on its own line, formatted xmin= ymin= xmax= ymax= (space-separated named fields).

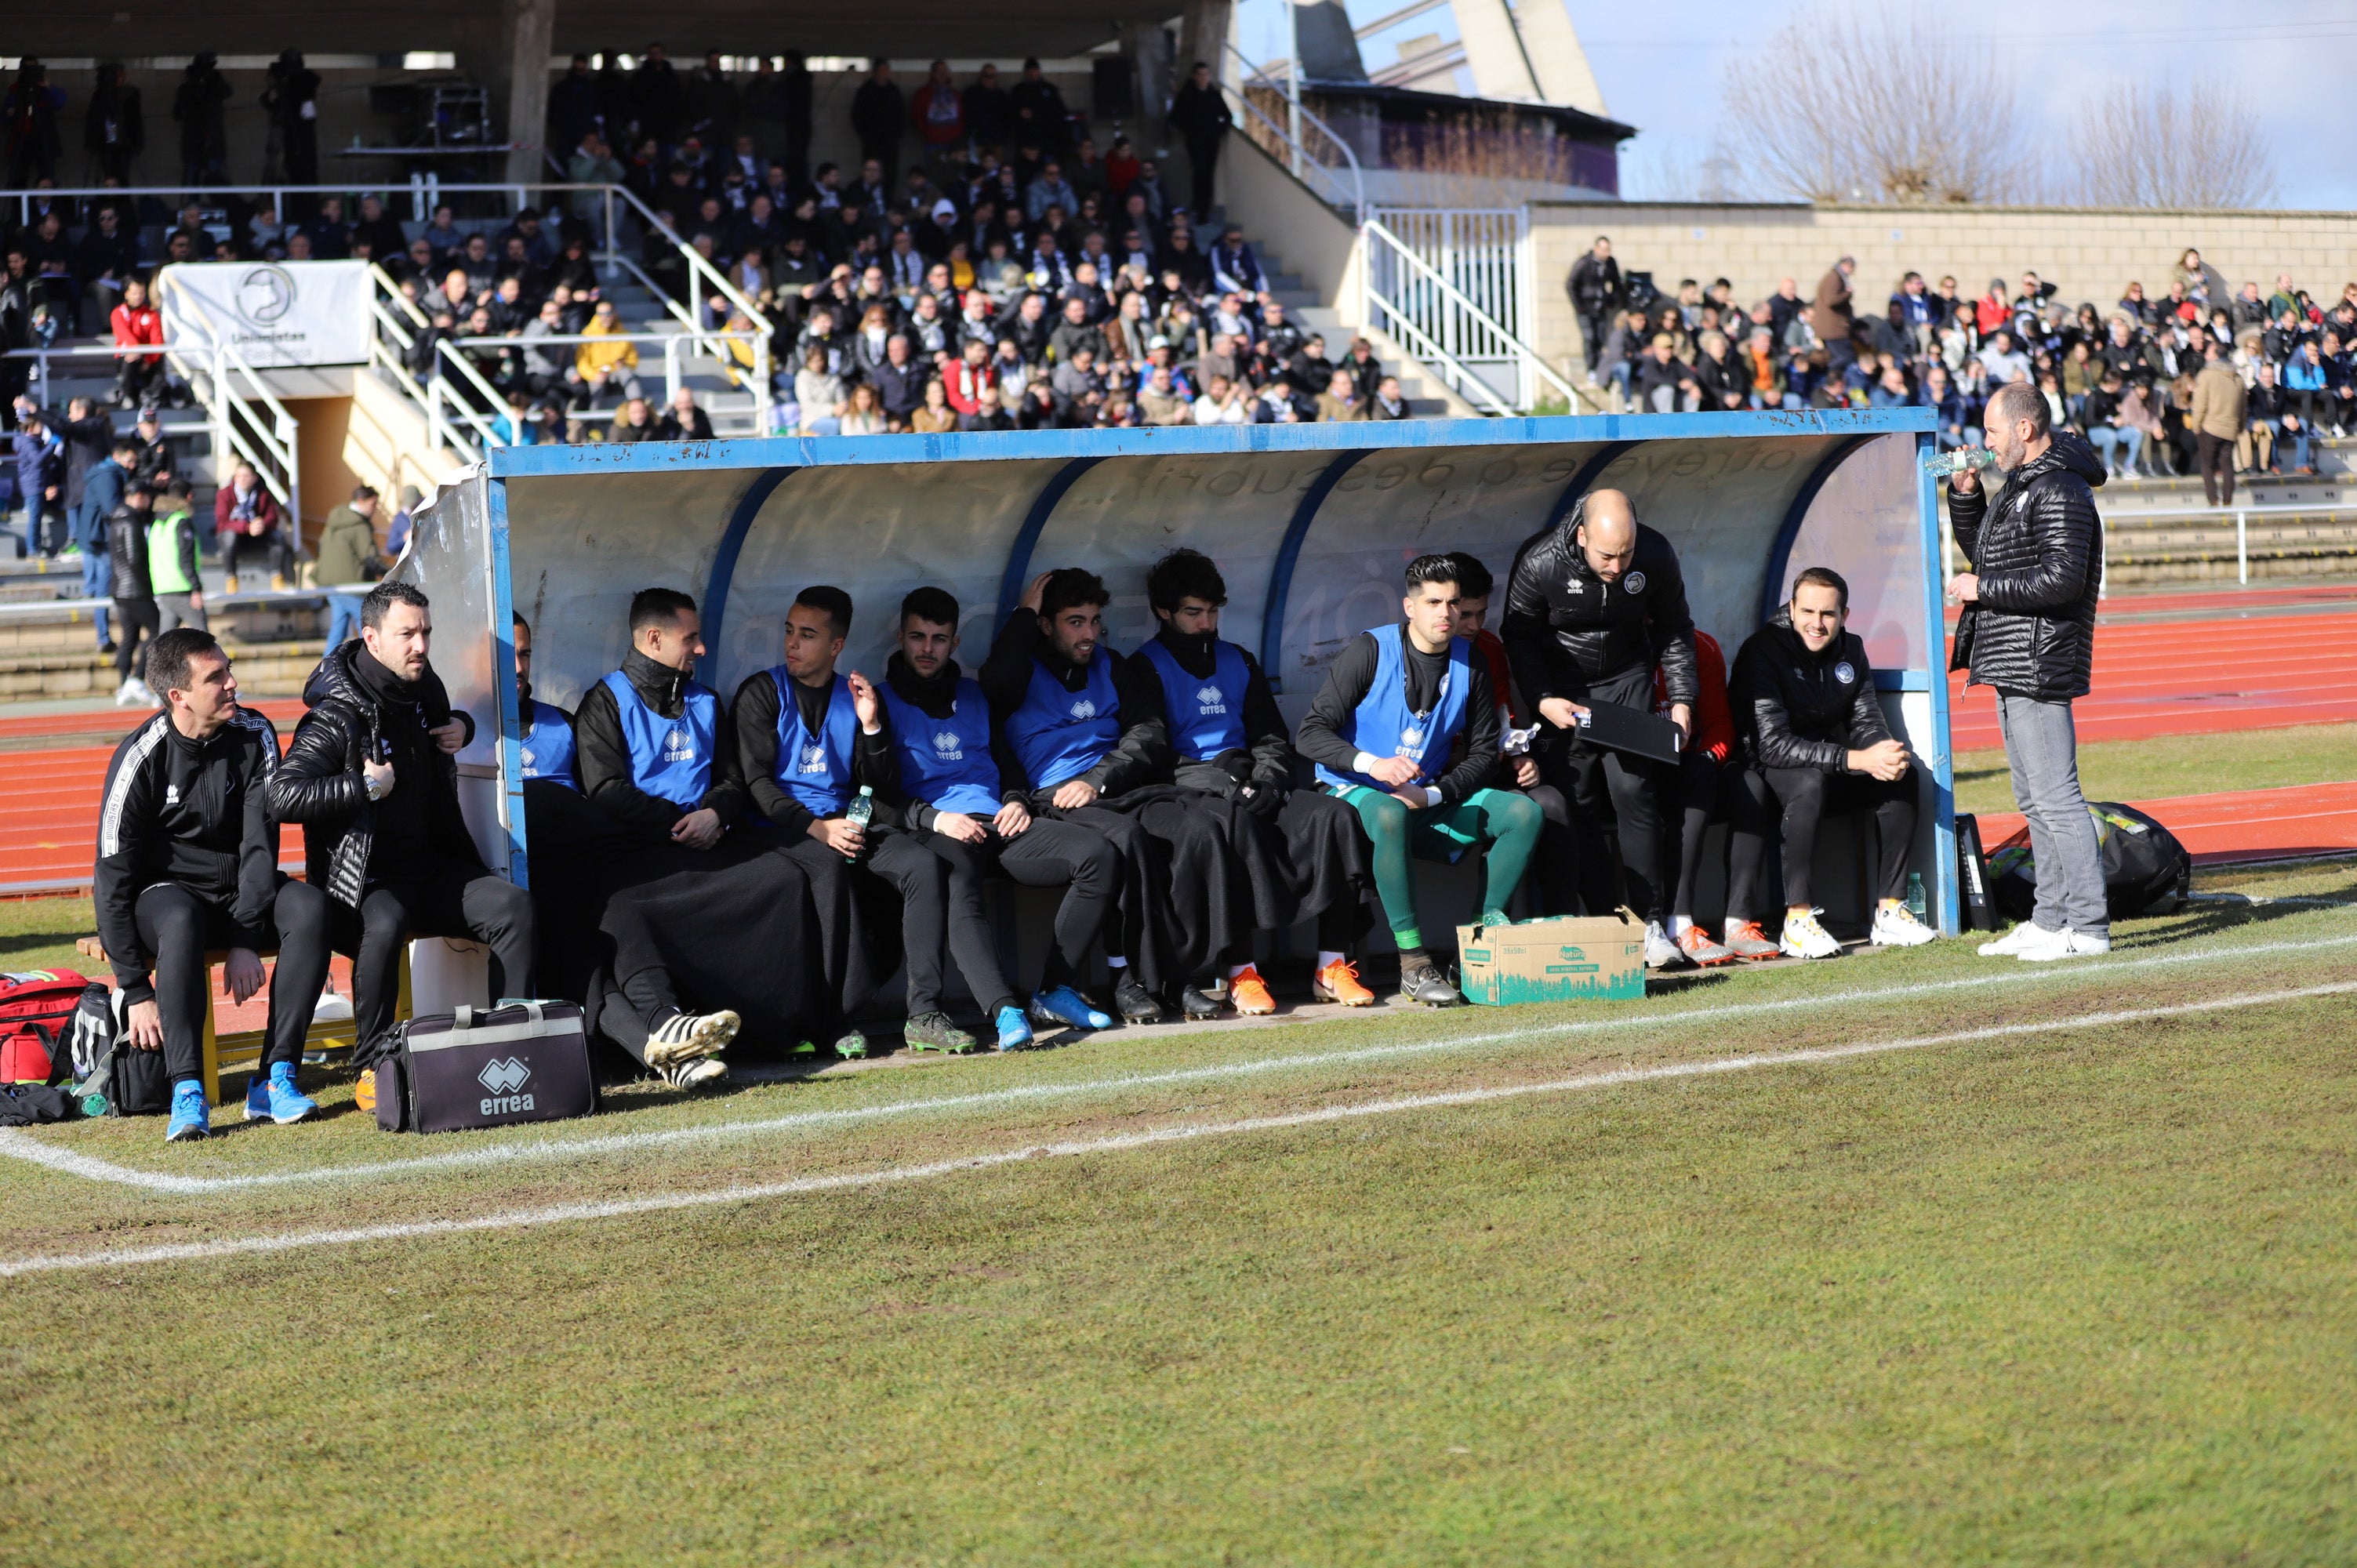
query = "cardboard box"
xmin=1455 ymin=915 xmax=1645 ymax=1005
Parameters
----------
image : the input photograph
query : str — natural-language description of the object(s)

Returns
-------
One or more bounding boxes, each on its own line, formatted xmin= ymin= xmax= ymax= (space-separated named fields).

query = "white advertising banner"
xmin=158 ymin=260 xmax=372 ymax=367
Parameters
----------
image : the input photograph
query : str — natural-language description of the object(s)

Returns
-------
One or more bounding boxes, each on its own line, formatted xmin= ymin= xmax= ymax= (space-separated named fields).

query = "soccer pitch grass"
xmin=4 ymin=861 xmax=2355 ymax=1564
xmin=1952 ymin=722 xmax=2357 ymax=815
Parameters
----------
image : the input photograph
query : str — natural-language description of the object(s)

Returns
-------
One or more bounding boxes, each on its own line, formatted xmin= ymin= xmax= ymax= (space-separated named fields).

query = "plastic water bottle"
xmin=841 ymin=786 xmax=873 ymax=859
xmin=1921 ymin=447 xmax=1997 ymax=477
xmin=1905 ymin=872 xmax=1927 ymax=922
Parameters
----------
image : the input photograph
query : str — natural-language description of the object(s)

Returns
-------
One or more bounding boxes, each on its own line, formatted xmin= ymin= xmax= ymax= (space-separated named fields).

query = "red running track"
xmin=1948 ymin=611 xmax=2357 ymax=750
xmin=1976 ymin=782 xmax=2357 ymax=866
xmin=0 ymin=737 xmax=307 ymax=894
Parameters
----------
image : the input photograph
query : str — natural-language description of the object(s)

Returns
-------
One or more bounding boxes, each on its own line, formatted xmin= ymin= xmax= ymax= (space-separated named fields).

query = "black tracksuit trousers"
xmin=1727 ymin=765 xmax=1916 ymax=916
xmin=331 ymin=856 xmax=537 ymax=1054
xmin=133 ymin=877 xmax=332 ymax=1083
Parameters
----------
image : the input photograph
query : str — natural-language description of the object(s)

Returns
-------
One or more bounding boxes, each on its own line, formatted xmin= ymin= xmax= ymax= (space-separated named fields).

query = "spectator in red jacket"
xmin=942 ymin=338 xmax=997 ymax=415
xmin=909 ymin=60 xmax=964 ymax=151
xmin=212 ymin=460 xmax=292 ymax=590
xmin=110 ymin=274 xmax=165 ymax=410
xmin=1655 ymin=628 xmax=1756 ymax=966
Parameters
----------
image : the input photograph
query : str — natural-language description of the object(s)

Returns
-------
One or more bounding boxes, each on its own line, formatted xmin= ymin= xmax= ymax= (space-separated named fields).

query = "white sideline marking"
xmin=6 ymin=925 xmax=2357 ymax=1197
xmin=3 ymin=979 xmax=2352 ymax=1279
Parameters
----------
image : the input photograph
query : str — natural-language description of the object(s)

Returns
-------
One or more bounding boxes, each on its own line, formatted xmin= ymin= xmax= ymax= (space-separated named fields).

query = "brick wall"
xmin=1531 ymin=202 xmax=2357 ymax=371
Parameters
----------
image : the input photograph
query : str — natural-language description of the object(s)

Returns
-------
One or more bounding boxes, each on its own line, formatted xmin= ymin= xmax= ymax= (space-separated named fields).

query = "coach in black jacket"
xmin=1947 ymin=386 xmax=2110 ymax=957
xmin=1727 ymin=571 xmax=1935 ymax=957
xmin=267 ymin=581 xmax=535 ymax=1054
xmin=1503 ymin=487 xmax=1696 ymax=930
xmin=95 ymin=628 xmax=331 ymax=1136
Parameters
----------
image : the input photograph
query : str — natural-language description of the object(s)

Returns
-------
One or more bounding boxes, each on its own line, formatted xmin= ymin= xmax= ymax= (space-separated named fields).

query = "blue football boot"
xmin=1029 ymin=985 xmax=1113 ymax=1032
xmin=994 ymin=1004 xmax=1034 ymax=1052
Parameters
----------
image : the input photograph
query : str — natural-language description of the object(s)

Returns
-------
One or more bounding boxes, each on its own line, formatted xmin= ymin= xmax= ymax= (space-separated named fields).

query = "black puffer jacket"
xmin=266 ymin=641 xmax=480 ymax=905
xmin=1947 ymin=431 xmax=2105 ymax=701
xmin=1729 ymin=612 xmax=1893 ymax=773
xmin=1502 ymin=499 xmax=1697 ymax=708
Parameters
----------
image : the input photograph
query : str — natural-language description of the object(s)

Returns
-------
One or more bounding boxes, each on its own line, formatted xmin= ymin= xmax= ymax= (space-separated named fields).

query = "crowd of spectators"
xmin=1571 ymin=238 xmax=2357 ymax=492
xmin=379 ymin=50 xmax=1401 ymax=439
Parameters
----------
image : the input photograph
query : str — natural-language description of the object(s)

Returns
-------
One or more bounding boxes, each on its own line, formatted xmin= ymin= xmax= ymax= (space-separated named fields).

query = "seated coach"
xmin=1726 ymin=566 xmax=1940 ymax=959
xmin=96 ymin=628 xmax=332 ymax=1141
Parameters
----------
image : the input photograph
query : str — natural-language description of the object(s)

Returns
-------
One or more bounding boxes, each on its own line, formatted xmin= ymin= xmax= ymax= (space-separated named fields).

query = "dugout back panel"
xmin=398 ymin=409 xmax=1959 ymax=937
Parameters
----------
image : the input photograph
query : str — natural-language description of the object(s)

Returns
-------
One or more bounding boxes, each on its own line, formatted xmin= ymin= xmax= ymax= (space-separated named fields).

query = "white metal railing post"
xmin=2236 ymin=509 xmax=2248 ymax=583
xmin=754 ymin=335 xmax=773 ymax=435
xmin=663 ymin=336 xmax=681 ymax=405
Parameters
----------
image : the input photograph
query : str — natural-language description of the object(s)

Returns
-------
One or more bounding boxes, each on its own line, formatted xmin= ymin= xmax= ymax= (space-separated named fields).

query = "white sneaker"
xmin=1871 ymin=905 xmax=1939 ymax=947
xmin=113 ymin=677 xmax=142 ymax=707
xmin=1977 ymin=921 xmax=2053 ymax=957
xmin=644 ymin=1008 xmax=740 ymax=1068
xmin=2019 ymin=928 xmax=2112 ymax=963
xmin=1643 ymin=919 xmax=1683 ymax=968
xmin=659 ymin=1056 xmax=729 ymax=1090
xmin=1779 ymin=908 xmax=1842 ymax=960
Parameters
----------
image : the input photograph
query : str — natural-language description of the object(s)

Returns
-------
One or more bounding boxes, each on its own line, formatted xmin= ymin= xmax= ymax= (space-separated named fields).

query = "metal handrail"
xmin=431 ymin=337 xmax=517 ymax=427
xmin=605 ymin=183 xmax=774 ymax=339
xmin=369 ymin=261 xmax=433 ymax=331
xmin=1221 ymin=41 xmax=1367 ymax=223
xmin=1360 ymin=218 xmax=1577 ymax=413
xmin=152 ymin=272 xmax=303 ymax=517
xmin=1360 ymin=289 xmax=1517 ymax=417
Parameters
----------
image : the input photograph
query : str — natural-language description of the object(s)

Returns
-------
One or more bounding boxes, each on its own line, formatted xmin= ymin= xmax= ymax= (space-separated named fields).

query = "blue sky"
xmin=1233 ymin=0 xmax=2356 ymax=209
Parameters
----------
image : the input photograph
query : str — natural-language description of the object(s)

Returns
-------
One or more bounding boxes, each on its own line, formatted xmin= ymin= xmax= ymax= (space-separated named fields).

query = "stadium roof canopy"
xmin=4 ymin=1 xmax=1171 ymax=64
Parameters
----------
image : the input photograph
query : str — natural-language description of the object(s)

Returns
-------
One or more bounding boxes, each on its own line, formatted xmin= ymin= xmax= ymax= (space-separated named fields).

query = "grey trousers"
xmin=1995 ymin=691 xmax=2109 ymax=936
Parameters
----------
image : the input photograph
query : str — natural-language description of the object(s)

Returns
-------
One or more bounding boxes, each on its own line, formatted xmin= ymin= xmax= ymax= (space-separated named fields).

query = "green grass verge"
xmin=0 ymin=892 xmax=97 ymax=975
xmin=1954 ymin=722 xmax=2357 ymax=815
xmin=2 ymin=868 xmax=2355 ymax=1563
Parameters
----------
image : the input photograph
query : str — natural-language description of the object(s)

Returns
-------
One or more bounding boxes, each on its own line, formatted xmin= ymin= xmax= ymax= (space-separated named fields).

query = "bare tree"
xmin=2062 ymin=80 xmax=2278 ymax=209
xmin=1717 ymin=2 xmax=2027 ymax=205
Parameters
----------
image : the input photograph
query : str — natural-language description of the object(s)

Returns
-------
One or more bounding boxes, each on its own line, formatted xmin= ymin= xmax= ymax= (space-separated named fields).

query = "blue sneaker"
xmin=1029 ymin=985 xmax=1113 ymax=1032
xmin=165 ymin=1080 xmax=210 ymax=1142
xmin=260 ymin=1062 xmax=318 ymax=1124
xmin=994 ymin=1004 xmax=1034 ymax=1052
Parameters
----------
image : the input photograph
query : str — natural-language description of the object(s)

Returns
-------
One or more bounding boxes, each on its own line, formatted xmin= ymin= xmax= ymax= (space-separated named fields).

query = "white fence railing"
xmin=1359 ymin=215 xmax=1572 ymax=418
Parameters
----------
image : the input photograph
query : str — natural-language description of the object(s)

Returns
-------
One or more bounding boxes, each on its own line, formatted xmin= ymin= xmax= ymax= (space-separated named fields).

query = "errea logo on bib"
xmin=797 ymin=741 xmax=830 ymax=774
xmin=1070 ymin=699 xmax=1099 ymax=720
xmin=932 ymin=731 xmax=964 ymax=760
xmin=662 ymin=728 xmax=695 ymax=762
xmin=1196 ymin=684 xmax=1227 ymax=714
xmin=1399 ymin=724 xmax=1425 ymax=750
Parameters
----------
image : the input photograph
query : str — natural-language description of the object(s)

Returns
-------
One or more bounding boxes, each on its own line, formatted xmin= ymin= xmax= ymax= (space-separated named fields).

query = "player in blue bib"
xmin=1126 ymin=549 xmax=1375 ymax=1016
xmin=511 ymin=613 xmax=577 ymax=790
xmin=735 ymin=585 xmax=1000 ymax=1056
xmin=565 ymin=589 xmax=795 ymax=1085
xmin=874 ymin=586 xmax=1132 ymax=1045
xmin=1295 ymin=554 xmax=1543 ymax=1006
xmin=983 ymin=566 xmax=1229 ymax=1027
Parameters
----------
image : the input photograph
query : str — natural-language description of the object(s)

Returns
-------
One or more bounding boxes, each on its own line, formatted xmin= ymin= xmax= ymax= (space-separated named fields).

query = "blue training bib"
xmin=1311 ymin=625 xmax=1472 ymax=793
xmin=879 ymin=677 xmax=1002 ymax=817
xmin=768 ymin=669 xmax=859 ymax=815
xmin=1136 ymin=637 xmax=1249 ymax=762
xmin=600 ymin=669 xmax=717 ymax=808
xmin=1004 ymin=646 xmax=1120 ymax=791
xmin=520 ymin=699 xmax=577 ymax=789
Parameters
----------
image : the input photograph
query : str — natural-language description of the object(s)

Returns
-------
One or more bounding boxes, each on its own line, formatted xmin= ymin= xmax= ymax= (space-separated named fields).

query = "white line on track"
xmin=6 ymin=924 xmax=2357 ymax=1197
xmin=3 ymin=978 xmax=2352 ymax=1279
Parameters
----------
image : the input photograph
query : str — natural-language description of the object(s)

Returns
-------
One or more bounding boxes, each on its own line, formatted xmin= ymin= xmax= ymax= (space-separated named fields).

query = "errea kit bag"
xmin=1987 ymin=802 xmax=2192 ymax=922
xmin=372 ymin=1000 xmax=597 ymax=1134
